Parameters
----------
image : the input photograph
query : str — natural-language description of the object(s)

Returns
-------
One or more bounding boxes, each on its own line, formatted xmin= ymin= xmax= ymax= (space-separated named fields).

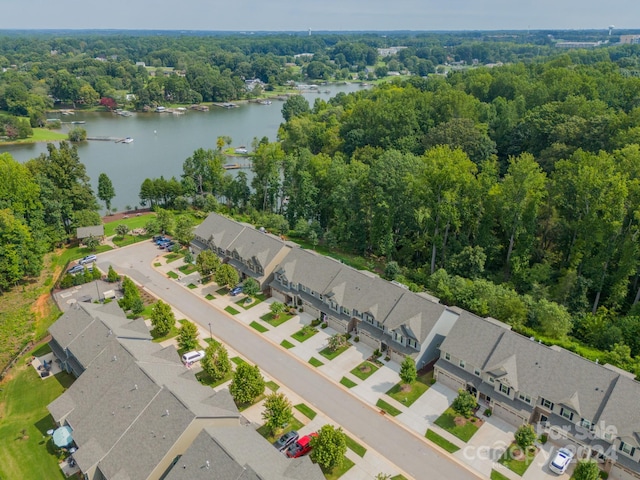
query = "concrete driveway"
xmin=454 ymin=416 xmax=514 ymax=478
xmin=397 ymin=382 xmax=457 ymax=434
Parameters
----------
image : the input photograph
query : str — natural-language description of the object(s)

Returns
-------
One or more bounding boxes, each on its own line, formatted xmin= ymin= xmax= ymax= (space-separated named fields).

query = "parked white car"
xmin=549 ymin=447 xmax=574 ymax=474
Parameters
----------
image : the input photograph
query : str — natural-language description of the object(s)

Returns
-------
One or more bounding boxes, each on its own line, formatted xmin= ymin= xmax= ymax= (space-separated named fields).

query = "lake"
xmin=1 ymin=83 xmax=364 ymax=212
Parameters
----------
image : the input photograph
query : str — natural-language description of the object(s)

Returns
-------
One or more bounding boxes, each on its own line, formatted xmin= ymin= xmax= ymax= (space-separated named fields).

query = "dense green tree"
xmin=107 ymin=265 xmax=120 ymax=282
xmin=201 ymin=340 xmax=232 ymax=380
xmin=150 ymin=300 xmax=175 ymax=336
xmin=514 ymin=424 xmax=537 ymax=450
xmin=451 ymin=389 xmax=477 ymax=418
xmin=310 ymin=424 xmax=347 ymax=470
xmin=115 ymin=224 xmax=129 ymax=238
xmin=269 ymin=301 xmax=286 ymax=319
xmin=215 ymin=263 xmax=239 ymax=289
xmin=242 ymin=277 xmax=260 ymax=298
xmin=281 ymin=95 xmax=310 ymax=122
xmin=229 ymin=363 xmax=265 ymax=405
xmin=572 ymin=460 xmax=600 ymax=480
xmin=97 ymin=173 xmax=116 ymax=211
xmin=399 ymin=356 xmax=417 ymax=385
xmin=178 ymin=320 xmax=199 ymax=352
xmin=0 ymin=209 xmax=42 ymax=291
xmin=196 ymin=249 xmax=220 ymax=279
xmin=173 ymin=215 xmax=194 ymax=246
xmin=261 ymin=392 xmax=293 ymax=435
xmin=68 ymin=127 xmax=87 ymax=142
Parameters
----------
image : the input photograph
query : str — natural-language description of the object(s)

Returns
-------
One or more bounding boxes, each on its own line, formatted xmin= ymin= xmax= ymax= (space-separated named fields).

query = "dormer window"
xmin=499 ymin=383 xmax=511 ymax=395
xmin=560 ymin=407 xmax=574 ymax=421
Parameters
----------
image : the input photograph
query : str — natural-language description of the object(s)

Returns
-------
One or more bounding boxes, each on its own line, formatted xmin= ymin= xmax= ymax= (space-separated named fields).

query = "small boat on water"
xmin=71 ymin=120 xmax=86 ymax=124
xmin=122 ymin=137 xmax=133 ymax=144
xmin=223 ymin=163 xmax=240 ymax=170
xmin=259 ymin=100 xmax=272 ymax=105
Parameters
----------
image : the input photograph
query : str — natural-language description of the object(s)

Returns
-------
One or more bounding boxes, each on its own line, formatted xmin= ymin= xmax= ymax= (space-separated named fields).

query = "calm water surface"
xmin=1 ymin=84 xmax=363 ymax=211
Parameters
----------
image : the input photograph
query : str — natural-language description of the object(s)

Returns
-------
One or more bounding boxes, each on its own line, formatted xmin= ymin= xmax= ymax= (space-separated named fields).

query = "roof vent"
xmin=530 ymin=336 xmax=535 ymax=341
xmin=205 ymin=460 xmax=210 ymax=470
xmin=134 ymin=384 xmax=138 ymax=390
xmin=108 ymin=330 xmax=112 ymax=336
xmin=164 ymin=409 xmax=170 ymax=416
xmin=112 ymin=355 xmax=117 ymax=361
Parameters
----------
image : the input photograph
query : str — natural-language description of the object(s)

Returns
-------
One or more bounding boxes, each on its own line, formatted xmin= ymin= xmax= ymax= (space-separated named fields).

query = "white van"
xmin=182 ymin=350 xmax=206 ymax=365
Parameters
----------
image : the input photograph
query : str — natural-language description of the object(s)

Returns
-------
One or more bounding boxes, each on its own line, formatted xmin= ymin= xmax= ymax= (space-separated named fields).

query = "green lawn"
xmin=112 ymin=234 xmax=151 ymax=247
xmin=294 ymin=403 xmax=317 ymax=420
xmin=433 ymin=408 xmax=480 ymax=442
xmin=260 ymin=312 xmax=294 ymax=326
xmin=237 ymin=293 xmax=267 ymax=310
xmin=151 ymin=324 xmax=179 ymax=343
xmin=250 ymin=321 xmax=268 ymax=332
xmin=322 ymin=457 xmax=355 ymax=480
xmin=104 ymin=214 xmax=154 ymax=236
xmin=178 ymin=264 xmax=198 ymax=274
xmin=266 ymin=380 xmax=279 ymax=391
xmin=291 ymin=326 xmax=318 ymax=342
xmin=0 ymin=347 xmax=75 ymax=480
xmin=340 ymin=376 xmax=357 ymax=388
xmin=280 ymin=339 xmax=295 ymax=349
xmin=54 ymin=244 xmax=112 ymax=268
xmin=256 ymin=417 xmax=304 ymax=443
xmin=216 ymin=287 xmax=230 ymax=295
xmin=205 ymin=293 xmax=215 ymax=300
xmin=386 ymin=372 xmax=431 ymax=406
xmin=154 ymin=262 xmax=162 ymax=267
xmin=319 ymin=343 xmax=350 ymax=361
xmin=308 ymin=356 xmax=324 ymax=367
xmin=491 ymin=470 xmax=512 ymax=480
xmin=350 ymin=361 xmax=379 ymax=380
xmin=165 ymin=252 xmax=185 ymax=263
xmin=425 ymin=429 xmax=460 ymax=453
xmin=391 ymin=475 xmax=409 ymax=480
xmin=345 ymin=435 xmax=367 ymax=457
xmin=498 ymin=444 xmax=538 ymax=476
xmin=187 ymin=283 xmax=197 ymax=289
xmin=195 ymin=370 xmax=233 ymax=388
xmin=167 ymin=271 xmax=179 ymax=279
xmin=225 ymin=306 xmax=240 ymax=315
xmin=231 ymin=357 xmax=248 ymax=366
xmin=376 ymin=399 xmax=402 ymax=416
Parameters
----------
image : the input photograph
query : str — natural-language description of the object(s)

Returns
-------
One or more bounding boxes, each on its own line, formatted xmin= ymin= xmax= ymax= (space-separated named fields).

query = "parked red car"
xmin=286 ymin=432 xmax=318 ymax=458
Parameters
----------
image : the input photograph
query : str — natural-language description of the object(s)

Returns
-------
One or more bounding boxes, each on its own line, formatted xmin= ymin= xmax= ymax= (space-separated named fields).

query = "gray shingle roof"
xmin=594 ymin=376 xmax=640 ymax=446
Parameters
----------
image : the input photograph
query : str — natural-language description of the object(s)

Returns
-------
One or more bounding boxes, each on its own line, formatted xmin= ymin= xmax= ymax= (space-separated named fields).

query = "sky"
xmin=0 ymin=0 xmax=637 ymax=31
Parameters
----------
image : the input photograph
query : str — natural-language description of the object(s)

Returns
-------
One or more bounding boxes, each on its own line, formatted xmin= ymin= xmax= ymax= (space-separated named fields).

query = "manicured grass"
xmin=167 ymin=270 xmax=179 ymax=279
xmin=340 ymin=376 xmax=357 ymax=388
xmin=112 ymin=234 xmax=151 ymax=247
xmin=0 ymin=358 xmax=75 ymax=480
xmin=237 ymin=293 xmax=267 ymax=310
xmin=250 ymin=321 xmax=268 ymax=332
xmin=321 ymin=457 xmax=355 ymax=480
xmin=104 ymin=214 xmax=154 ymax=236
xmin=280 ymin=339 xmax=295 ymax=349
xmin=376 ymin=399 xmax=402 ymax=416
xmin=154 ymin=262 xmax=162 ymax=267
xmin=225 ymin=306 xmax=240 ymax=315
xmin=491 ymin=470 xmax=512 ymax=480
xmin=433 ymin=408 xmax=480 ymax=442
xmin=266 ymin=380 xmax=279 ymax=391
xmin=291 ymin=326 xmax=318 ymax=342
xmin=386 ymin=373 xmax=431 ymax=407
xmin=165 ymin=252 xmax=185 ymax=263
xmin=54 ymin=244 xmax=112 ymax=268
xmin=178 ymin=263 xmax=198 ymax=274
xmin=260 ymin=312 xmax=294 ymax=326
xmin=231 ymin=357 xmax=247 ymax=366
xmin=205 ymin=293 xmax=215 ymax=300
xmin=345 ymin=435 xmax=367 ymax=457
xmin=187 ymin=283 xmax=197 ymax=289
xmin=498 ymin=444 xmax=537 ymax=476
xmin=391 ymin=475 xmax=408 ymax=480
xmin=425 ymin=429 xmax=460 ymax=453
xmin=294 ymin=403 xmax=317 ymax=420
xmin=195 ymin=370 xmax=233 ymax=388
xmin=319 ymin=343 xmax=350 ymax=360
xmin=256 ymin=417 xmax=304 ymax=443
xmin=350 ymin=361 xmax=379 ymax=380
xmin=151 ymin=324 xmax=179 ymax=343
xmin=216 ymin=287 xmax=230 ymax=295
xmin=308 ymin=356 xmax=324 ymax=367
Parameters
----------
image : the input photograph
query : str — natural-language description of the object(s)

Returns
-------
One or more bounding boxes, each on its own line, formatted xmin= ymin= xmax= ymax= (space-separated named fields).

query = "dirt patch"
xmin=359 ymin=365 xmax=371 ymax=373
xmin=400 ymin=384 xmax=412 ymax=393
xmin=454 ymin=416 xmax=467 ymax=427
xmin=101 ymin=209 xmax=153 ymax=224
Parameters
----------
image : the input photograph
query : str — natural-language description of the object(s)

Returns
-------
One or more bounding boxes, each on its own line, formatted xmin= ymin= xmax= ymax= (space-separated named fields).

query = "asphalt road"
xmin=98 ymin=242 xmax=479 ymax=480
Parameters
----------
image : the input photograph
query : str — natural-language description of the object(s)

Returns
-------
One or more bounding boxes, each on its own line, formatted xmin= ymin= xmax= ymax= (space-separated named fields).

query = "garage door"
xmin=492 ymin=403 xmax=527 ymax=426
xmin=435 ymin=369 xmax=465 ymax=391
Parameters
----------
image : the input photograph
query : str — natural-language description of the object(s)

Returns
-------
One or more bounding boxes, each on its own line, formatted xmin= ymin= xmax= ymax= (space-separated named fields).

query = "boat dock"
xmin=87 ymin=136 xmax=133 ymax=143
xmin=213 ymin=102 xmax=238 ymax=109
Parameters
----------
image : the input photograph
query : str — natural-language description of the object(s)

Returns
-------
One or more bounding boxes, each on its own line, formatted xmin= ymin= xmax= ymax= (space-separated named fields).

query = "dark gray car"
xmin=273 ymin=430 xmax=299 ymax=452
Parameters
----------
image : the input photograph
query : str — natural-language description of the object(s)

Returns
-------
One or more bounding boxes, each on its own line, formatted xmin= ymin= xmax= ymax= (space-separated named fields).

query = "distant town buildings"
xmin=377 ymin=46 xmax=407 ymax=57
xmin=620 ymin=34 xmax=640 ymax=44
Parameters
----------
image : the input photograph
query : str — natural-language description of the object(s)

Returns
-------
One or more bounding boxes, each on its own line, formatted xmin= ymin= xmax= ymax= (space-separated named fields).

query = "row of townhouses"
xmin=47 ymin=300 xmax=324 ymax=480
xmin=192 ymin=212 xmax=640 ymax=480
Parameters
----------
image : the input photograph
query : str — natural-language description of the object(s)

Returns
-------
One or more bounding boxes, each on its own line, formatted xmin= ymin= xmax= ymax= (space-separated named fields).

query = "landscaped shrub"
xmin=484 ymin=408 xmax=492 ymax=417
xmin=311 ymin=319 xmax=321 ymax=327
xmin=354 ymin=336 xmax=360 ymax=342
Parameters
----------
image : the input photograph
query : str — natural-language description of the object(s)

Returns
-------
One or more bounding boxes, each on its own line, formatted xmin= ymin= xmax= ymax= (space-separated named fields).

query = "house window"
xmin=560 ymin=408 xmax=574 ymax=421
xmin=488 ymin=376 xmax=494 ymax=384
xmin=291 ymin=283 xmax=298 ymax=291
xmin=474 ymin=368 xmax=481 ymax=377
xmin=580 ymin=419 xmax=592 ymax=430
xmin=499 ymin=383 xmax=511 ymax=395
xmin=518 ymin=393 xmax=531 ymax=404
xmin=444 ymin=352 xmax=451 ymax=361
xmin=620 ymin=441 xmax=636 ymax=456
xmin=541 ymin=398 xmax=554 ymax=410
xmin=343 ymin=308 xmax=350 ymax=316
xmin=459 ymin=360 xmax=465 ymax=368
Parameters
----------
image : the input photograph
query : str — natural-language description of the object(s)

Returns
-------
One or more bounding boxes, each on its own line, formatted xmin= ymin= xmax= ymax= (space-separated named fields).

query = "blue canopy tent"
xmin=52 ymin=426 xmax=73 ymax=448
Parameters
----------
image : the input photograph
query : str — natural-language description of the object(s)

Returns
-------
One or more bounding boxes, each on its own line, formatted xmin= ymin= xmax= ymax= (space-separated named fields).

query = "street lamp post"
xmin=208 ymin=322 xmax=212 ymax=339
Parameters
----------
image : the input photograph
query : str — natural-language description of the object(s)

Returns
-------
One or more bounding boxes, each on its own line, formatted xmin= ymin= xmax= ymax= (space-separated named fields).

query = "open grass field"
xmin=0 ymin=344 xmax=75 ymax=480
xmin=103 ymin=214 xmax=154 ymax=236
xmin=386 ymin=370 xmax=432 ymax=406
xmin=1 ymin=127 xmax=68 ymax=145
xmin=434 ymin=408 xmax=480 ymax=442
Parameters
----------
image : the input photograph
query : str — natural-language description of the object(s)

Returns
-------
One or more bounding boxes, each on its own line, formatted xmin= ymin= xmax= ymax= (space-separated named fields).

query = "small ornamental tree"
xmin=215 ymin=264 xmax=239 ymax=289
xmin=201 ymin=340 xmax=231 ymax=381
xmin=119 ymin=276 xmax=141 ymax=311
xmin=242 ymin=277 xmax=260 ymax=298
xmin=97 ymin=173 xmax=116 ymax=211
xmin=572 ymin=459 xmax=600 ymax=480
xmin=178 ymin=320 xmax=199 ymax=352
xmin=85 ymin=235 xmax=100 ymax=251
xmin=174 ymin=215 xmax=194 ymax=246
xmin=130 ymin=297 xmax=144 ymax=315
xmin=269 ymin=301 xmax=286 ymax=319
xmin=328 ymin=333 xmax=348 ymax=352
xmin=115 ymin=224 xmax=129 ymax=238
xmin=261 ymin=392 xmax=293 ymax=435
xmin=150 ymin=300 xmax=175 ymax=337
xmin=310 ymin=424 xmax=347 ymax=470
xmin=107 ymin=265 xmax=120 ymax=282
xmin=451 ymin=389 xmax=478 ymax=418
xmin=514 ymin=424 xmax=537 ymax=450
xmin=229 ymin=363 xmax=265 ymax=406
xmin=196 ymin=250 xmax=220 ymax=279
xmin=68 ymin=127 xmax=87 ymax=142
xmin=399 ymin=356 xmax=417 ymax=385
xmin=92 ymin=266 xmax=102 ymax=280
